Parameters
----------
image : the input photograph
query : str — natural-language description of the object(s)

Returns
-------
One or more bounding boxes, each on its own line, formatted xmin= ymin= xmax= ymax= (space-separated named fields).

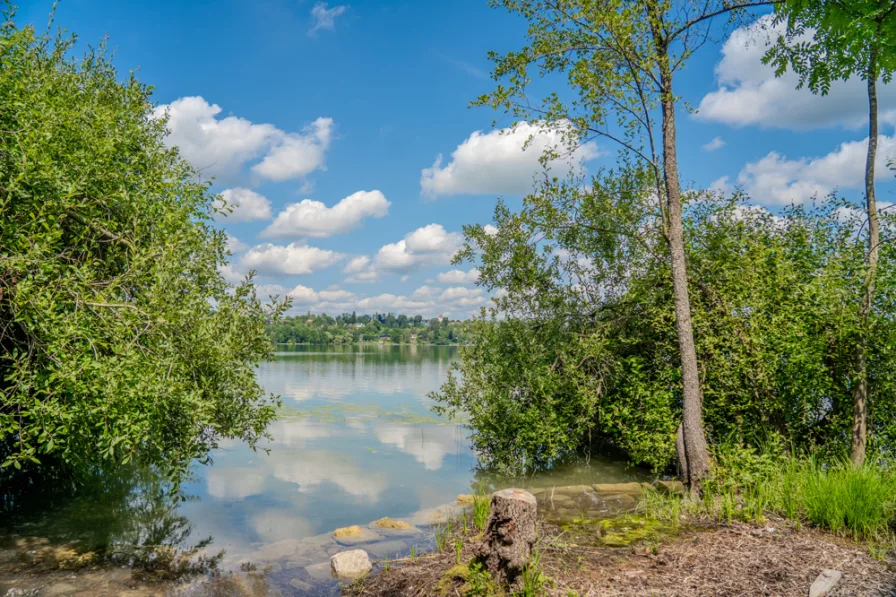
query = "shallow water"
xmin=1 ymin=344 xmax=649 ymax=595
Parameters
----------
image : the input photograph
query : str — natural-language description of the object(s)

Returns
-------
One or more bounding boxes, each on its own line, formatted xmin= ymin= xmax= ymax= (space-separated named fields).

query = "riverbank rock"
xmin=456 ymin=494 xmax=475 ymax=505
xmin=593 ymin=482 xmax=645 ymax=495
xmin=373 ymin=517 xmax=411 ymax=530
xmin=474 ymin=488 xmax=537 ymax=586
xmin=809 ymin=569 xmax=842 ymax=597
xmin=331 ymin=549 xmax=372 ymax=581
xmin=654 ymin=480 xmax=686 ymax=495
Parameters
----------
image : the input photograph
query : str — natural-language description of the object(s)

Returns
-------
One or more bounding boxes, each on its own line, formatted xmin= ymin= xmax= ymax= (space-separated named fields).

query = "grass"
xmin=640 ymin=443 xmax=896 ymax=548
xmin=472 ymin=494 xmax=490 ymax=532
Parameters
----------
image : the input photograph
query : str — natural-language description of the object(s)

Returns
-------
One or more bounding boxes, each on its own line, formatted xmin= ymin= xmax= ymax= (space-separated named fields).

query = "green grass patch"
xmin=640 ymin=442 xmax=896 ymax=546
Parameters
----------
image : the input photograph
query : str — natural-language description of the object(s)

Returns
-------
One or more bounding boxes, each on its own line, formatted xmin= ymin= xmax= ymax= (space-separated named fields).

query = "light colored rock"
xmin=333 ymin=525 xmax=363 ymax=538
xmin=373 ymin=517 xmax=411 ymax=530
xmin=654 ymin=480 xmax=686 ymax=495
xmin=809 ymin=569 xmax=842 ymax=597
xmin=593 ymin=482 xmax=644 ymax=495
xmin=330 ymin=549 xmax=372 ymax=581
xmin=456 ymin=494 xmax=475 ymax=506
xmin=304 ymin=561 xmax=333 ymax=581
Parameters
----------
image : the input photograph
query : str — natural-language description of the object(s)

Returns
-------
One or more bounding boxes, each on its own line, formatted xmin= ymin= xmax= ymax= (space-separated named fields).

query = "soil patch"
xmin=349 ymin=520 xmax=896 ymax=596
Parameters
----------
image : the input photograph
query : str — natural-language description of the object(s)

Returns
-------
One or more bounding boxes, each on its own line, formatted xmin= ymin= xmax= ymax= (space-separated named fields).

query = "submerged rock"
xmin=333 ymin=525 xmax=363 ymax=538
xmin=373 ymin=517 xmax=411 ymax=530
xmin=592 ymin=482 xmax=644 ymax=495
xmin=331 ymin=549 xmax=372 ymax=581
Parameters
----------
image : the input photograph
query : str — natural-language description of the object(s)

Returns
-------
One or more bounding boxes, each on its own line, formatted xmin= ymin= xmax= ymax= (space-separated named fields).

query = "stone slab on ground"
xmin=809 ymin=569 xmax=842 ymax=597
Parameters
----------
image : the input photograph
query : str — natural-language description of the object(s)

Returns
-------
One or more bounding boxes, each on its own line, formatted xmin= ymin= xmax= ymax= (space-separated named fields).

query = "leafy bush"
xmin=436 ymin=174 xmax=896 ymax=474
xmin=0 ymin=13 xmax=286 ymax=480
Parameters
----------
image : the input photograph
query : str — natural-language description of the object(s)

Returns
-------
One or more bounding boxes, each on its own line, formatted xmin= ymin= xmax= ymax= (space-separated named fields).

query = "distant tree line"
xmin=268 ymin=312 xmax=471 ymax=345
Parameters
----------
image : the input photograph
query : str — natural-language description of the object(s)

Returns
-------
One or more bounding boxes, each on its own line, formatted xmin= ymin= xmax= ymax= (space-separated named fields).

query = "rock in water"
xmin=330 ymin=549 xmax=372 ymax=581
xmin=809 ymin=569 xmax=842 ymax=597
xmin=373 ymin=517 xmax=411 ymax=529
xmin=473 ymin=488 xmax=537 ymax=586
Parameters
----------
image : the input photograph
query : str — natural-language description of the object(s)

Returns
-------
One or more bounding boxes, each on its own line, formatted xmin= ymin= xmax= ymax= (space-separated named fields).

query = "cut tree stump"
xmin=473 ymin=488 xmax=537 ymax=586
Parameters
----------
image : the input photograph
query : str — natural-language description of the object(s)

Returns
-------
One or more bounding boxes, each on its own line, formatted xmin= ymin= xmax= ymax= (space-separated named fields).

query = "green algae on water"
xmin=560 ymin=514 xmax=683 ymax=548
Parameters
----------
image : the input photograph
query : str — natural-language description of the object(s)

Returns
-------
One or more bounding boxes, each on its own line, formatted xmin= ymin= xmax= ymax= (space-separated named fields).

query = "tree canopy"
xmin=0 ymin=14 xmax=286 ymax=480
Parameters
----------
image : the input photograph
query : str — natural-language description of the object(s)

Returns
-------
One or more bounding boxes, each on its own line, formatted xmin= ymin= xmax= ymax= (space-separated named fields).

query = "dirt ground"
xmin=349 ymin=520 xmax=896 ymax=597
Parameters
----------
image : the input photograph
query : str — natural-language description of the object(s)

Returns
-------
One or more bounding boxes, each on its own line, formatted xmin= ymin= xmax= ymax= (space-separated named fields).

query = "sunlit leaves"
xmin=0 ymin=14 xmax=288 ymax=480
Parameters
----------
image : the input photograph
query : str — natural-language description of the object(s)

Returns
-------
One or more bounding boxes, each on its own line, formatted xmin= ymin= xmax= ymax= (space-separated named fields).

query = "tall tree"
xmin=765 ymin=0 xmax=896 ymax=466
xmin=477 ymin=0 xmax=772 ymax=488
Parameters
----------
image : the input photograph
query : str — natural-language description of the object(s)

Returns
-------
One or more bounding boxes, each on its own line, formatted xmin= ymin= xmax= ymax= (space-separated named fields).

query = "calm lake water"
xmin=2 ymin=344 xmax=648 ymax=594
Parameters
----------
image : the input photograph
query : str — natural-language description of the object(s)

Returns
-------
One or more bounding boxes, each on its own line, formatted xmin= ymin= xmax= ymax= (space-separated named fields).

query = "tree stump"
xmin=473 ymin=488 xmax=537 ymax=586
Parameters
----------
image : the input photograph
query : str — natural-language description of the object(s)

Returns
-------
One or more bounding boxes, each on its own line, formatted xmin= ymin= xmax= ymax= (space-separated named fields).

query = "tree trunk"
xmin=675 ymin=422 xmax=689 ymax=481
xmin=650 ymin=19 xmax=712 ymax=487
xmin=473 ymin=488 xmax=537 ymax=587
xmin=851 ymin=48 xmax=880 ymax=467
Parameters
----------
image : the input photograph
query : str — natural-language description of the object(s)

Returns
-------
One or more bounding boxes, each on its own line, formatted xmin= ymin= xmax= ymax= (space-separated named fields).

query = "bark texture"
xmin=675 ymin=422 xmax=689 ymax=481
xmin=473 ymin=488 xmax=537 ymax=586
xmin=647 ymin=8 xmax=712 ymax=487
xmin=852 ymin=48 xmax=880 ymax=467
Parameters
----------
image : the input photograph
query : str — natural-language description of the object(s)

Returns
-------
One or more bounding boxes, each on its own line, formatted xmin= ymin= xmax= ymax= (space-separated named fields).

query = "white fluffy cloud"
xmin=239 ymin=243 xmax=344 ymax=276
xmin=250 ymin=117 xmax=334 ymax=181
xmin=288 ymin=284 xmax=319 ymax=303
xmin=266 ymin=283 xmax=492 ymax=319
xmin=341 ymin=224 xmax=464 ymax=284
xmin=154 ymin=96 xmax=333 ymax=181
xmin=215 ymin=188 xmax=272 ymax=222
xmin=435 ymin=269 xmax=480 ymax=285
xmin=308 ymin=2 xmax=347 ymax=36
xmin=262 ymin=190 xmax=390 ymax=239
xmin=697 ymin=16 xmax=896 ymax=130
xmin=421 ymin=121 xmax=600 ymax=198
xmin=703 ymin=137 xmax=726 ymax=152
xmin=733 ymin=133 xmax=896 ymax=205
xmin=375 ymin=224 xmax=463 ymax=273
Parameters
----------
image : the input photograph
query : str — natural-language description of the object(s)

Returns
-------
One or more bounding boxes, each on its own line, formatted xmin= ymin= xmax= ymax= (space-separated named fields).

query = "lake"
xmin=1 ymin=344 xmax=649 ymax=595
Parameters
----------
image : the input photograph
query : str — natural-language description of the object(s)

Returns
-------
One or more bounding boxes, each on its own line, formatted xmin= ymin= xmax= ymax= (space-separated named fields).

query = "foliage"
xmin=268 ymin=312 xmax=469 ymax=345
xmin=0 ymin=14 xmax=287 ymax=480
xmin=436 ymin=188 xmax=896 ymax=474
xmin=645 ymin=443 xmax=896 ymax=543
xmin=473 ymin=494 xmax=491 ymax=532
xmin=764 ymin=0 xmax=896 ymax=94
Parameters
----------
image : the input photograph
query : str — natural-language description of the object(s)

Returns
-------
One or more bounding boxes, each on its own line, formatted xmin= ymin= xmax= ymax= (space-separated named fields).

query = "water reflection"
xmin=1 ymin=344 xmax=649 ymax=595
xmin=0 ymin=465 xmax=221 ymax=581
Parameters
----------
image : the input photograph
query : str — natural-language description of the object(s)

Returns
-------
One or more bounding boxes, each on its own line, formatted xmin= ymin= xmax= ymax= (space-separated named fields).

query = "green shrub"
xmin=437 ymin=189 xmax=896 ymax=475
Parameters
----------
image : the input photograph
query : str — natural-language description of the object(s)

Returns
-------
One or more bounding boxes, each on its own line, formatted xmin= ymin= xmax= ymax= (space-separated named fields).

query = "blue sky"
xmin=24 ymin=0 xmax=896 ymax=318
